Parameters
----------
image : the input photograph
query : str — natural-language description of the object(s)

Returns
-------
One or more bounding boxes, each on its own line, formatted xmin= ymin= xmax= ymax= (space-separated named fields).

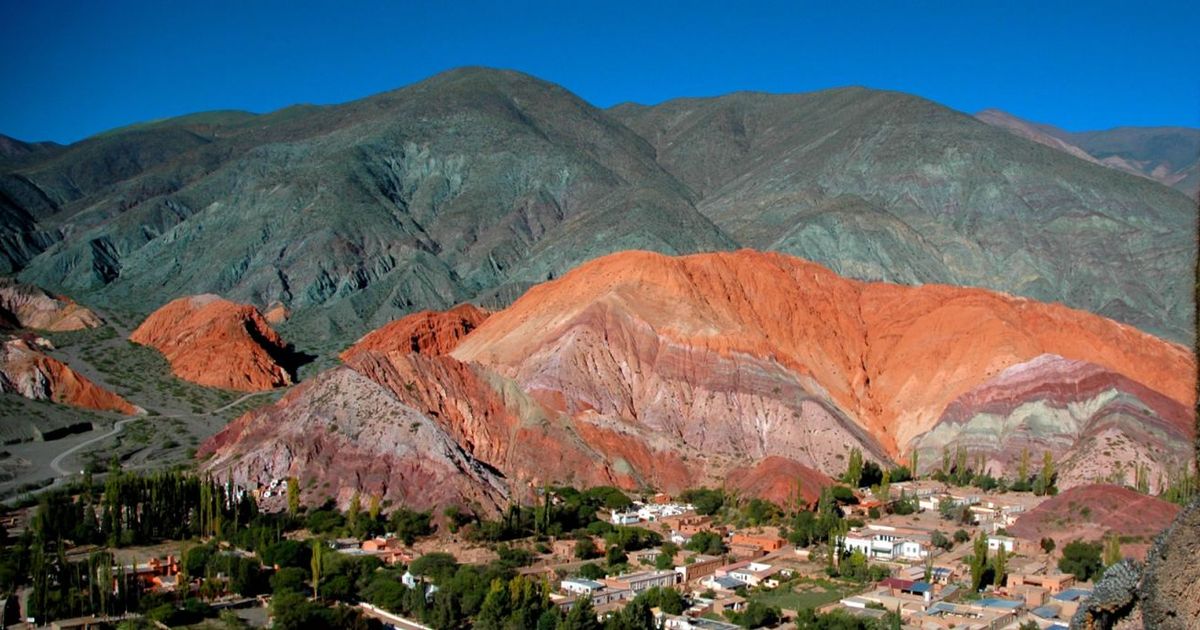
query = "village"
xmin=0 ymin=464 xmax=1120 ymax=630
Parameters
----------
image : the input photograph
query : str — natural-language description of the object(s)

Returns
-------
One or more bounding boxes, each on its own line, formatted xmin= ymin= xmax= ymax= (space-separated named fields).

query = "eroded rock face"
xmin=0 ymin=338 xmax=136 ymax=414
xmin=454 ymin=250 xmax=1193 ymax=458
xmin=0 ymin=278 xmax=102 ymax=331
xmin=130 ymin=295 xmax=295 ymax=391
xmin=912 ymin=355 xmax=1193 ymax=490
xmin=341 ymin=304 xmax=488 ymax=361
xmin=199 ymin=367 xmax=509 ymax=513
xmin=1009 ymin=484 xmax=1180 ymax=557
xmin=725 ymin=457 xmax=834 ymax=508
xmin=201 ymin=251 xmax=1195 ymax=512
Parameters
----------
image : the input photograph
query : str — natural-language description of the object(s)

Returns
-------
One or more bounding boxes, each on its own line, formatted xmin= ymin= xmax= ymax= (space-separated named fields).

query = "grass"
xmin=749 ymin=577 xmax=864 ymax=612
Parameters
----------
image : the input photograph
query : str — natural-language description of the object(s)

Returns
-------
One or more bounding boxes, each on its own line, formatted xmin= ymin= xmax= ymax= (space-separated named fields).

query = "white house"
xmin=987 ymin=535 xmax=1016 ymax=553
xmin=611 ymin=511 xmax=641 ymax=526
xmin=561 ymin=578 xmax=606 ymax=595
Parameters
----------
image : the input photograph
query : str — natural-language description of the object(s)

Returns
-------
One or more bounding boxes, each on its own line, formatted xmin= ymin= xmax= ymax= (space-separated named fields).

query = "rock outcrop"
xmin=0 ymin=278 xmax=102 ymax=331
xmin=202 ymin=251 xmax=1194 ymax=513
xmin=1140 ymin=497 xmax=1200 ymax=629
xmin=912 ymin=354 xmax=1193 ymax=490
xmin=130 ymin=295 xmax=296 ymax=391
xmin=725 ymin=457 xmax=834 ymax=508
xmin=341 ymin=304 xmax=488 ymax=361
xmin=0 ymin=337 xmax=136 ymax=414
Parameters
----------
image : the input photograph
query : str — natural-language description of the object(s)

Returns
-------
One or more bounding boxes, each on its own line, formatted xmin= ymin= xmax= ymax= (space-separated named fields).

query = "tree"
xmin=845 ymin=448 xmax=864 ymax=488
xmin=680 ymin=488 xmax=725 ymax=516
xmin=968 ymin=532 xmax=989 ymax=590
xmin=559 ymin=596 xmax=602 ymax=630
xmin=992 ymin=546 xmax=1008 ymax=587
xmin=1103 ymin=535 xmax=1122 ymax=567
xmin=877 ymin=469 xmax=891 ymax=501
xmin=684 ymin=531 xmax=725 ymax=555
xmin=310 ymin=538 xmax=323 ymax=599
xmin=1040 ymin=537 xmax=1056 ymax=554
xmin=909 ymin=450 xmax=919 ymax=479
xmin=578 ymin=563 xmax=605 ymax=580
xmin=1059 ymin=541 xmax=1103 ymax=581
xmin=347 ymin=491 xmax=362 ymax=534
xmin=953 ymin=529 xmax=970 ymax=544
xmin=575 ymin=538 xmax=599 ymax=560
xmin=930 ymin=530 xmax=952 ymax=551
xmin=1035 ymin=451 xmax=1057 ymax=496
xmin=286 ymin=478 xmax=300 ymax=518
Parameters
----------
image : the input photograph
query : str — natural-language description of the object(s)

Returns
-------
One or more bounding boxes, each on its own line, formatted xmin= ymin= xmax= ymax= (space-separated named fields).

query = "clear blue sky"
xmin=2 ymin=0 xmax=1198 ymax=144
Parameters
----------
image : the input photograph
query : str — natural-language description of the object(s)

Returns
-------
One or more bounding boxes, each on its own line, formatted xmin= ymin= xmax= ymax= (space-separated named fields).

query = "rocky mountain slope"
xmin=0 ymin=278 xmax=102 ymax=331
xmin=977 ymin=110 xmax=1200 ymax=198
xmin=130 ymin=295 xmax=299 ymax=391
xmin=1 ymin=69 xmax=1193 ymax=352
xmin=0 ymin=337 xmax=136 ymax=414
xmin=2 ymin=68 xmax=732 ymax=350
xmin=1009 ymin=484 xmax=1181 ymax=552
xmin=200 ymin=251 xmax=1194 ymax=512
xmin=611 ymin=90 xmax=1196 ymax=342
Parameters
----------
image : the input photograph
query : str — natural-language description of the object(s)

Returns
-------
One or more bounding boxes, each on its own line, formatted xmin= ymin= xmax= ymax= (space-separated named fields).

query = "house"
xmin=603 ymin=569 xmax=679 ymax=594
xmin=676 ymin=515 xmax=717 ymax=535
xmin=702 ymin=574 xmax=746 ymax=592
xmin=729 ymin=531 xmax=786 ymax=552
xmin=1006 ymin=572 xmax=1076 ymax=595
xmin=611 ymin=510 xmax=641 ymax=525
xmin=628 ymin=548 xmax=663 ymax=566
xmin=987 ymin=535 xmax=1016 ymax=553
xmin=561 ymin=578 xmax=606 ymax=595
xmin=674 ymin=554 xmax=724 ymax=583
xmin=728 ymin=543 xmax=768 ymax=560
xmin=551 ymin=538 xmax=578 ymax=559
xmin=1050 ymin=588 xmax=1093 ymax=619
xmin=880 ymin=577 xmax=934 ymax=603
xmin=725 ymin=562 xmax=780 ymax=588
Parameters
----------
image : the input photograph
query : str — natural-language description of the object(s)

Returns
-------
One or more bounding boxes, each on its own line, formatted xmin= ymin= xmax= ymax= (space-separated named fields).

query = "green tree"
xmin=559 ymin=596 xmax=602 ymax=630
xmin=1058 ymin=540 xmax=1103 ymax=581
xmin=992 ymin=546 xmax=1008 ymax=587
xmin=347 ymin=491 xmax=361 ymax=534
xmin=845 ymin=448 xmax=864 ymax=488
xmin=1103 ymin=535 xmax=1122 ymax=567
xmin=1040 ymin=537 xmax=1056 ymax=554
xmin=310 ymin=538 xmax=323 ymax=599
xmin=286 ymin=478 xmax=300 ymax=518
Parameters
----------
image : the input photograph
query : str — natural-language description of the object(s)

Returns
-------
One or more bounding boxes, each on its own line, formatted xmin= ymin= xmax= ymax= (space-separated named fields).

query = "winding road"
xmin=44 ymin=390 xmax=271 ymax=480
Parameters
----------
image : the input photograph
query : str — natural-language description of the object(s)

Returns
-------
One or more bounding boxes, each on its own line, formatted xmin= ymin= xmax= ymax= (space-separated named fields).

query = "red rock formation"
xmin=915 ymin=354 xmax=1193 ymax=491
xmin=201 ymin=250 xmax=1195 ymax=512
xmin=725 ymin=456 xmax=833 ymax=508
xmin=1009 ymin=484 xmax=1181 ymax=559
xmin=341 ymin=304 xmax=488 ymax=361
xmin=454 ymin=250 xmax=1194 ymax=456
xmin=0 ymin=338 xmax=136 ymax=414
xmin=130 ymin=295 xmax=294 ymax=391
xmin=0 ymin=278 xmax=102 ymax=331
xmin=199 ymin=366 xmax=508 ymax=513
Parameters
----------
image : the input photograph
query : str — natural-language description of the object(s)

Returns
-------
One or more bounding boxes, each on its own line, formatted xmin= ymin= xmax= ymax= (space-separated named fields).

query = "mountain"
xmin=130 ymin=295 xmax=300 ymax=391
xmin=2 ymin=68 xmax=733 ymax=352
xmin=2 ymin=69 xmax=1194 ymax=353
xmin=200 ymin=251 xmax=1194 ymax=512
xmin=1009 ymin=484 xmax=1180 ymax=551
xmin=0 ymin=277 xmax=102 ymax=331
xmin=0 ymin=337 xmax=136 ymax=414
xmin=611 ymin=90 xmax=1196 ymax=342
xmin=976 ymin=109 xmax=1200 ymax=198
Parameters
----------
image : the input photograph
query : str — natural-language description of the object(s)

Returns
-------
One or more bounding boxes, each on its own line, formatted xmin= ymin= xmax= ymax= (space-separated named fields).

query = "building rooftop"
xmin=977 ymin=598 xmax=1024 ymax=610
xmin=1052 ymin=588 xmax=1093 ymax=602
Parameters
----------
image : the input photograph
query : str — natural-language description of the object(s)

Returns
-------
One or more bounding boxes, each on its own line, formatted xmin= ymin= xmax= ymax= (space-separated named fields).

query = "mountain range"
xmin=198 ymin=250 xmax=1195 ymax=512
xmin=1 ymin=67 xmax=1195 ymax=353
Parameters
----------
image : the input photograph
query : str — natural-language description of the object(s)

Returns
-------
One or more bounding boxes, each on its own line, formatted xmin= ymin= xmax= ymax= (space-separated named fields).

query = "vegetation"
xmin=1059 ymin=540 xmax=1104 ymax=581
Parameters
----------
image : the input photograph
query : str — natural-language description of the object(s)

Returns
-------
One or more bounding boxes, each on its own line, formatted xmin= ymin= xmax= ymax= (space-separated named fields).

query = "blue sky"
xmin=2 ymin=0 xmax=1198 ymax=144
